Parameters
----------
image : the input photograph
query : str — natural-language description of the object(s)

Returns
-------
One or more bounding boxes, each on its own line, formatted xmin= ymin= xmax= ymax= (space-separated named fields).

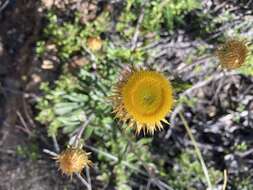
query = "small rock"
xmin=41 ymin=0 xmax=54 ymax=8
xmin=41 ymin=60 xmax=54 ymax=70
xmin=31 ymin=74 xmax=42 ymax=83
xmin=78 ymin=1 xmax=98 ymax=24
xmin=46 ymin=44 xmax=57 ymax=51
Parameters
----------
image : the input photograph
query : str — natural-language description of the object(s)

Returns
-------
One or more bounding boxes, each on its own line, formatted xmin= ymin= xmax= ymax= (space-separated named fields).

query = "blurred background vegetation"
xmin=0 ymin=0 xmax=253 ymax=189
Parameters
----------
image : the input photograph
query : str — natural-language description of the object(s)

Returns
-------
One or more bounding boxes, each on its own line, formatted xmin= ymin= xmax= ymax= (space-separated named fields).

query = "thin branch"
xmin=83 ymin=144 xmax=147 ymax=176
xmin=156 ymin=180 xmax=174 ymax=190
xmin=82 ymin=45 xmax=98 ymax=63
xmin=52 ymin=135 xmax=60 ymax=153
xmin=16 ymin=111 xmax=32 ymax=136
xmin=75 ymin=173 xmax=92 ymax=190
xmin=86 ymin=167 xmax=92 ymax=190
xmin=22 ymin=98 xmax=36 ymax=128
xmin=73 ymin=114 xmax=94 ymax=147
xmin=131 ymin=0 xmax=149 ymax=50
xmin=0 ymin=129 xmax=8 ymax=146
xmin=43 ymin=149 xmax=58 ymax=157
xmin=236 ymin=147 xmax=253 ymax=158
xmin=145 ymin=179 xmax=152 ymax=190
xmin=182 ymin=71 xmax=238 ymax=96
xmin=168 ymin=71 xmax=239 ymax=129
xmin=0 ymin=0 xmax=9 ymax=13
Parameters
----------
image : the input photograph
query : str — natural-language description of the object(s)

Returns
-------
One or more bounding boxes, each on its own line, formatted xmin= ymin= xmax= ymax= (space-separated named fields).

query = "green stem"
xmin=179 ymin=112 xmax=213 ymax=190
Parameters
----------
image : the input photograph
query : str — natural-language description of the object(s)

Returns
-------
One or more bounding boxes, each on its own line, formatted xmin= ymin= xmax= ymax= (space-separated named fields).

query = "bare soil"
xmin=0 ymin=1 xmax=81 ymax=189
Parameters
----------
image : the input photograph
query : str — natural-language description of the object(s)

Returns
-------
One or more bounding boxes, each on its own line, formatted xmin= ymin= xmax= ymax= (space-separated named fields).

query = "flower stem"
xmin=222 ymin=170 xmax=228 ymax=190
xmin=179 ymin=112 xmax=213 ymax=190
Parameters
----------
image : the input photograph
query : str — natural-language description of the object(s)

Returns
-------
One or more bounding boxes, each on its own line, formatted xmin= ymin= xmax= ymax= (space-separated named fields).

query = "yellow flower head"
xmin=216 ymin=39 xmax=249 ymax=69
xmin=111 ymin=68 xmax=174 ymax=134
xmin=55 ymin=147 xmax=92 ymax=176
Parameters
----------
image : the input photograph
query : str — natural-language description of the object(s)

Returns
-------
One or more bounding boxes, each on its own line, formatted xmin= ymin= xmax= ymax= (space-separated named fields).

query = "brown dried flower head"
xmin=55 ymin=147 xmax=92 ymax=176
xmin=216 ymin=39 xmax=249 ymax=69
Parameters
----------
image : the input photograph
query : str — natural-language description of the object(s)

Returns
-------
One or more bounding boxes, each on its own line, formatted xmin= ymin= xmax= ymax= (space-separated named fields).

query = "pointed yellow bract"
xmin=55 ymin=147 xmax=92 ymax=177
xmin=111 ymin=68 xmax=174 ymax=134
xmin=216 ymin=39 xmax=249 ymax=69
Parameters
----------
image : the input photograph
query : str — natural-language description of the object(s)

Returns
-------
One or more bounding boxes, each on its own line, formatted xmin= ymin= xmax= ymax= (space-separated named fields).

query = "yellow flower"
xmin=55 ymin=147 xmax=92 ymax=176
xmin=216 ymin=39 xmax=249 ymax=69
xmin=111 ymin=68 xmax=174 ymax=134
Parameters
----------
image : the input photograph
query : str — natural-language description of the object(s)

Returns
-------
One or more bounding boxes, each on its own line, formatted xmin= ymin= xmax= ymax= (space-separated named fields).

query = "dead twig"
xmin=0 ymin=148 xmax=15 ymax=155
xmin=75 ymin=173 xmax=92 ymax=190
xmin=156 ymin=180 xmax=174 ymax=190
xmin=167 ymin=70 xmax=239 ymax=133
xmin=16 ymin=110 xmax=32 ymax=136
xmin=175 ymin=55 xmax=213 ymax=75
xmin=73 ymin=114 xmax=94 ymax=147
xmin=0 ymin=126 xmax=9 ymax=146
xmin=131 ymin=0 xmax=149 ymax=50
xmin=52 ymin=135 xmax=60 ymax=153
xmin=22 ymin=97 xmax=36 ymax=128
xmin=43 ymin=148 xmax=58 ymax=157
xmin=145 ymin=179 xmax=152 ymax=190
xmin=0 ymin=0 xmax=9 ymax=13
xmin=236 ymin=148 xmax=253 ymax=158
xmin=86 ymin=167 xmax=92 ymax=190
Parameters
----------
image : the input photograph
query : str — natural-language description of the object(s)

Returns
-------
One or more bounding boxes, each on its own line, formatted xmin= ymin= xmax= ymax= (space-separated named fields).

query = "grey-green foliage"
xmin=35 ymin=8 xmax=149 ymax=138
xmin=236 ymin=177 xmax=253 ymax=190
xmin=97 ymin=136 xmax=153 ymax=190
xmin=36 ymin=11 xmax=110 ymax=60
xmin=165 ymin=152 xmax=222 ymax=190
xmin=16 ymin=143 xmax=39 ymax=161
xmin=35 ymin=9 xmax=152 ymax=189
xmin=144 ymin=0 xmax=200 ymax=31
xmin=36 ymin=70 xmax=154 ymax=189
xmin=36 ymin=63 xmax=116 ymax=137
xmin=36 ymin=62 xmax=153 ymax=189
xmin=35 ymin=1 xmax=238 ymax=189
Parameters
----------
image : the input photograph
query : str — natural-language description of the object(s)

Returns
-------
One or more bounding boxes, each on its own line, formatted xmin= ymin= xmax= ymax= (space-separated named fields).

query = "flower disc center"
xmin=132 ymin=80 xmax=162 ymax=115
xmin=122 ymin=70 xmax=173 ymax=125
